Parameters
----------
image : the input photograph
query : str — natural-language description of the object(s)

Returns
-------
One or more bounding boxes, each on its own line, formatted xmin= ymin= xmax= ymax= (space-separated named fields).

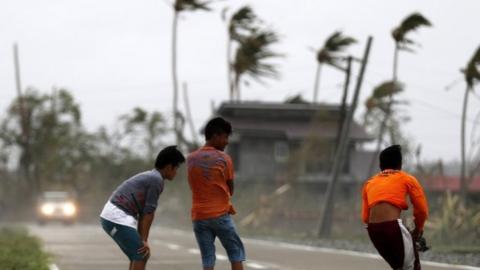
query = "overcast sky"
xmin=1 ymin=0 xmax=479 ymax=161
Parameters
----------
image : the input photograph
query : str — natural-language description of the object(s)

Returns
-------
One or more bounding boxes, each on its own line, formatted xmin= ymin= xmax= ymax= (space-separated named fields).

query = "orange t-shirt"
xmin=361 ymin=170 xmax=428 ymax=230
xmin=187 ymin=146 xmax=235 ymax=221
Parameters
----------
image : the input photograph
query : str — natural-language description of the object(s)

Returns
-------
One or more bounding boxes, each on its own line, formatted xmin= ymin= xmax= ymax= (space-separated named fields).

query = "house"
xmin=422 ymin=176 xmax=480 ymax=193
xmin=214 ymin=101 xmax=374 ymax=184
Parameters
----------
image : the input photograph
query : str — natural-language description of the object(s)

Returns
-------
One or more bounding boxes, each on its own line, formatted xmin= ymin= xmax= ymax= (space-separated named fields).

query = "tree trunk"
xmin=13 ymin=44 xmax=35 ymax=197
xmin=227 ymin=38 xmax=234 ymax=102
xmin=366 ymin=96 xmax=394 ymax=178
xmin=460 ymin=85 xmax=470 ymax=206
xmin=234 ymin=73 xmax=241 ymax=102
xmin=313 ymin=64 xmax=322 ymax=103
xmin=393 ymin=42 xmax=399 ymax=82
xmin=366 ymin=42 xmax=399 ymax=178
xmin=171 ymin=11 xmax=180 ymax=145
xmin=183 ymin=82 xmax=199 ymax=148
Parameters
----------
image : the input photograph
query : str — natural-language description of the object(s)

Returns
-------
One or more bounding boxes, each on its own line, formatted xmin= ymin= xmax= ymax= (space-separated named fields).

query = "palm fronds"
xmin=174 ymin=0 xmax=211 ymax=12
xmin=392 ymin=12 xmax=432 ymax=51
xmin=228 ymin=6 xmax=258 ymax=41
xmin=233 ymin=30 xmax=281 ymax=84
xmin=465 ymin=46 xmax=480 ymax=87
xmin=316 ymin=31 xmax=356 ymax=68
xmin=365 ymin=81 xmax=403 ymax=112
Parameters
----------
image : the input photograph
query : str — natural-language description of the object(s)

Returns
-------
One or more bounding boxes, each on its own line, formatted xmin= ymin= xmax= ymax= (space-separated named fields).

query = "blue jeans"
xmin=100 ymin=218 xmax=145 ymax=262
xmin=193 ymin=214 xmax=246 ymax=268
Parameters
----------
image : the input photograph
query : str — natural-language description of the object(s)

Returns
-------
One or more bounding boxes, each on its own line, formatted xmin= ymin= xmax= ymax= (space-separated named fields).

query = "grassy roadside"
xmin=0 ymin=227 xmax=51 ymax=270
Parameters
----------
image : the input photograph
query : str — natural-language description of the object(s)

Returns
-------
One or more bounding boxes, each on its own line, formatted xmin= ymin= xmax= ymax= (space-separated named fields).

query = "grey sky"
xmin=1 ymin=0 xmax=479 ymax=161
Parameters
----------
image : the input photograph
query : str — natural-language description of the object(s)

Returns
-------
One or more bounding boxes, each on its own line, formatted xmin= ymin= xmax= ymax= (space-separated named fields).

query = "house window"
xmin=274 ymin=141 xmax=289 ymax=163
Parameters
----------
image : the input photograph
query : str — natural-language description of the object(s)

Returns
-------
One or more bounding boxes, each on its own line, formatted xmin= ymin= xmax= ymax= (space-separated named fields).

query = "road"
xmin=28 ymin=224 xmax=478 ymax=270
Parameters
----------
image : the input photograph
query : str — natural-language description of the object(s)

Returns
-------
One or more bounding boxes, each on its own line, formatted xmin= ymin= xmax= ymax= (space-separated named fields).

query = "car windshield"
xmin=42 ymin=192 xmax=70 ymax=202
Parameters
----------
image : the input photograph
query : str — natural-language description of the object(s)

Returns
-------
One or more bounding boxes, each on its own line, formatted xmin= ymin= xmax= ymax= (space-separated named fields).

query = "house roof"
xmin=421 ymin=176 xmax=480 ymax=192
xmin=216 ymin=101 xmax=372 ymax=141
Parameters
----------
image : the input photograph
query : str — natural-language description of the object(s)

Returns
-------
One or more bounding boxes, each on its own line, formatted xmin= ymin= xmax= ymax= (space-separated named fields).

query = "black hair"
xmin=204 ymin=117 xmax=232 ymax=140
xmin=154 ymin=145 xmax=185 ymax=169
xmin=379 ymin=144 xmax=402 ymax=171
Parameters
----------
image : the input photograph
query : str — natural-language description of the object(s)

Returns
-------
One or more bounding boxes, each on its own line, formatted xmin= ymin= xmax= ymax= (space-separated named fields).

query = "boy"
xmin=362 ymin=145 xmax=428 ymax=270
xmin=100 ymin=145 xmax=185 ymax=270
xmin=187 ymin=117 xmax=246 ymax=270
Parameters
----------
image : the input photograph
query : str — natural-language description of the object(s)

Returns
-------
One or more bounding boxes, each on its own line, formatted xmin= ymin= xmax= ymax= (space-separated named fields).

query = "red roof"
xmin=421 ymin=176 xmax=480 ymax=192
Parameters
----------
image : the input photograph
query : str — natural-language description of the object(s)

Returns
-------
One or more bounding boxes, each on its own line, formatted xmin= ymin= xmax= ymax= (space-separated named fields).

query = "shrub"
xmin=0 ymin=227 xmax=50 ymax=270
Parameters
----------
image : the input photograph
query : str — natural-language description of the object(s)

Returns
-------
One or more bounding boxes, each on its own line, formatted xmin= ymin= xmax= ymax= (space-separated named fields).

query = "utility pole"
xmin=334 ymin=56 xmax=353 ymax=151
xmin=318 ymin=36 xmax=373 ymax=238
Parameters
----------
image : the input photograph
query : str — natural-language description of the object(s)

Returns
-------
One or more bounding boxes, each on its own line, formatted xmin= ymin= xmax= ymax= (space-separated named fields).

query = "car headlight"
xmin=63 ymin=202 xmax=76 ymax=216
xmin=41 ymin=203 xmax=55 ymax=216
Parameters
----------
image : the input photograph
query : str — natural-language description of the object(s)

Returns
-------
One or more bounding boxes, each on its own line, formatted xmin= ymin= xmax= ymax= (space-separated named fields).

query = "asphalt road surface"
xmin=27 ymin=224 xmax=479 ymax=270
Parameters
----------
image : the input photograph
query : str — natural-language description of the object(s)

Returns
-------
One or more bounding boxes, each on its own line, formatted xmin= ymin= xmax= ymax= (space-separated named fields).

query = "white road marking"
xmin=216 ymin=254 xmax=228 ymax=261
xmin=246 ymin=262 xmax=268 ymax=269
xmin=244 ymin=238 xmax=480 ymax=270
xmin=49 ymin=264 xmax=59 ymax=270
xmin=422 ymin=261 xmax=480 ymax=270
xmin=188 ymin=248 xmax=201 ymax=255
xmin=166 ymin=243 xmax=181 ymax=250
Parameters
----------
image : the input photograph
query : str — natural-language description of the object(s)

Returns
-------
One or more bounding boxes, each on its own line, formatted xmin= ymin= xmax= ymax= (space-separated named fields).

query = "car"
xmin=37 ymin=191 xmax=78 ymax=225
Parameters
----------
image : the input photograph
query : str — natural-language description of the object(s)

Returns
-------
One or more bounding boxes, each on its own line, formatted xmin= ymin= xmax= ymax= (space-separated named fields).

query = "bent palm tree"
xmin=312 ymin=31 xmax=356 ymax=103
xmin=367 ymin=13 xmax=431 ymax=177
xmin=391 ymin=12 xmax=432 ymax=81
xmin=224 ymin=6 xmax=258 ymax=101
xmin=122 ymin=107 xmax=167 ymax=159
xmin=392 ymin=13 xmax=432 ymax=81
xmin=460 ymin=46 xmax=480 ymax=205
xmin=171 ymin=0 xmax=211 ymax=144
xmin=365 ymin=81 xmax=405 ymax=176
xmin=232 ymin=29 xmax=281 ymax=101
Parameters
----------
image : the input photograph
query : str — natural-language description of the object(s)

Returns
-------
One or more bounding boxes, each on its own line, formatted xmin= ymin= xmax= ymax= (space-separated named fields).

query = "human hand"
xmin=137 ymin=240 xmax=151 ymax=259
xmin=416 ymin=235 xmax=430 ymax=252
xmin=411 ymin=228 xmax=429 ymax=252
xmin=411 ymin=228 xmax=422 ymax=242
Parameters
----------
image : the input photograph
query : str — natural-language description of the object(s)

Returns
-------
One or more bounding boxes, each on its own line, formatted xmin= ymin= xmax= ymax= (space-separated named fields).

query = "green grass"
xmin=0 ymin=227 xmax=51 ymax=270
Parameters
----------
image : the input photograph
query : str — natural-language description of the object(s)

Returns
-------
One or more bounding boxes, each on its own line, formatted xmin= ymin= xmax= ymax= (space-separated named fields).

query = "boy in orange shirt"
xmin=362 ymin=145 xmax=428 ymax=270
xmin=187 ymin=117 xmax=245 ymax=270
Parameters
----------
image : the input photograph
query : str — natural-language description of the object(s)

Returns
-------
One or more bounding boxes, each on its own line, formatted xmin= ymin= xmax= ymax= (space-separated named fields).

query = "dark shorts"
xmin=367 ymin=219 xmax=420 ymax=270
xmin=100 ymin=217 xmax=146 ymax=262
xmin=193 ymin=214 xmax=246 ymax=268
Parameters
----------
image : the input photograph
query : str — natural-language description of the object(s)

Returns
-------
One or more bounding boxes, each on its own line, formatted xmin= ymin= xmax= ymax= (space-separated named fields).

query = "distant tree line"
xmin=0 ymin=88 xmax=169 ymax=217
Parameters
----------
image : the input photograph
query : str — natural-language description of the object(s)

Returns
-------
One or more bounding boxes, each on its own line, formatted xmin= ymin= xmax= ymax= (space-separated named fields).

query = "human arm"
xmin=137 ymin=180 xmax=162 ymax=257
xmin=137 ymin=212 xmax=154 ymax=258
xmin=225 ymin=155 xmax=235 ymax=196
xmin=407 ymin=176 xmax=429 ymax=238
xmin=138 ymin=212 xmax=154 ymax=241
xmin=227 ymin=179 xmax=234 ymax=196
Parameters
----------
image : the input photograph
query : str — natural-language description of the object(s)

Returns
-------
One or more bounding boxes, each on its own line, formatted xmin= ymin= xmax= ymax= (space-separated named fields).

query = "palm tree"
xmin=171 ymin=0 xmax=211 ymax=144
xmin=224 ymin=6 xmax=258 ymax=101
xmin=312 ymin=31 xmax=356 ymax=103
xmin=365 ymin=81 xmax=405 ymax=176
xmin=391 ymin=12 xmax=432 ymax=81
xmin=122 ymin=107 xmax=167 ymax=159
xmin=232 ymin=29 xmax=280 ymax=101
xmin=460 ymin=46 xmax=480 ymax=205
xmin=366 ymin=13 xmax=431 ymax=177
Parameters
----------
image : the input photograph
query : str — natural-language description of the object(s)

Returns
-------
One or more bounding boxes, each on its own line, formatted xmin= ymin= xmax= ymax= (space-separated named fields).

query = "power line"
xmin=361 ymin=79 xmax=480 ymax=125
